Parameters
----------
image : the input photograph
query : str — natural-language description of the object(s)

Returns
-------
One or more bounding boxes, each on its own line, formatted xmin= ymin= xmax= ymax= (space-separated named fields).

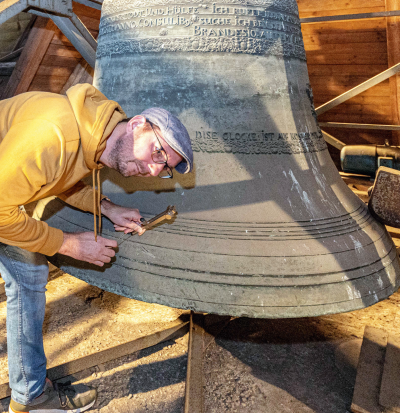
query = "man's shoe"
xmin=9 ymin=378 xmax=97 ymax=413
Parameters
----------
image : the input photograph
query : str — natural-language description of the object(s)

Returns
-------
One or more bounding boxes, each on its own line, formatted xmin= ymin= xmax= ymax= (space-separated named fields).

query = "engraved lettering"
xmin=191 ymin=131 xmax=326 ymax=154
xmin=98 ymin=1 xmax=306 ymax=60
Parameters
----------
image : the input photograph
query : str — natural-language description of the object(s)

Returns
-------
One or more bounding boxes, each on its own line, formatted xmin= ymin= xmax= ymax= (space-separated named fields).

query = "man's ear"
xmin=126 ymin=115 xmax=146 ymax=134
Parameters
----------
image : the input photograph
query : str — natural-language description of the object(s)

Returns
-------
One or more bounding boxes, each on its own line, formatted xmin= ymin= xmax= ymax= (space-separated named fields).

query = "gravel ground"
xmin=0 ymin=261 xmax=399 ymax=412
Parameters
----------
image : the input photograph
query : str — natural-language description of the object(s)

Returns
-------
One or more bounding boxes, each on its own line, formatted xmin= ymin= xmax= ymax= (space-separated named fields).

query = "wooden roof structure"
xmin=0 ymin=0 xmax=399 ymax=165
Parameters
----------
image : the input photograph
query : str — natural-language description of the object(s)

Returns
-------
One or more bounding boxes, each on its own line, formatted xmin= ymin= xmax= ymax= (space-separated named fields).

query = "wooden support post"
xmin=1 ymin=16 xmax=56 ymax=99
xmin=185 ymin=312 xmax=204 ymax=413
xmin=351 ymin=326 xmax=388 ymax=413
xmin=380 ymin=333 xmax=400 ymax=411
xmin=386 ymin=0 xmax=400 ymax=146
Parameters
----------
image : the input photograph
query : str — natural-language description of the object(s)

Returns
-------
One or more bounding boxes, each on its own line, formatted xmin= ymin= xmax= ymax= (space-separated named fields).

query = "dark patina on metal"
xmin=39 ymin=0 xmax=400 ymax=318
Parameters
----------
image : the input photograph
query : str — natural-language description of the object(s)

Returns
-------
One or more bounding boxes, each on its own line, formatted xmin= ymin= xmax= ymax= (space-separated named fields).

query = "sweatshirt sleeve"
xmin=0 ymin=120 xmax=65 ymax=256
xmin=58 ymin=180 xmax=109 ymax=213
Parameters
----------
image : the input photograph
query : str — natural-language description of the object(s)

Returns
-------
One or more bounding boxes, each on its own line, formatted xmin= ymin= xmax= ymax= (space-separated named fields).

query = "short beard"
xmin=108 ymin=131 xmax=147 ymax=177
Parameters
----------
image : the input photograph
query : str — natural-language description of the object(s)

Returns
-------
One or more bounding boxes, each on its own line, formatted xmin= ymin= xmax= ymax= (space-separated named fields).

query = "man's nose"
xmin=148 ymin=163 xmax=164 ymax=176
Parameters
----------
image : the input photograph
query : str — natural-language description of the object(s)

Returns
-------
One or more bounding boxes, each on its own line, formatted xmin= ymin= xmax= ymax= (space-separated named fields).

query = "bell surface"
xmin=39 ymin=0 xmax=400 ymax=318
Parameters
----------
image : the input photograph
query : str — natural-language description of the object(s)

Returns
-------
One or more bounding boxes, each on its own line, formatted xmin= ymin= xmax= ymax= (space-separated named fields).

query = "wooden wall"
xmin=2 ymin=0 xmax=400 ymax=168
xmin=298 ymin=0 xmax=396 ymax=164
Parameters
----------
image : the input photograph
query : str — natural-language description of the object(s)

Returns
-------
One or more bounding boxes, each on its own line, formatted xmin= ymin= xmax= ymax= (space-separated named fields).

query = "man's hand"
xmin=101 ymin=199 xmax=145 ymax=235
xmin=58 ymin=232 xmax=117 ymax=267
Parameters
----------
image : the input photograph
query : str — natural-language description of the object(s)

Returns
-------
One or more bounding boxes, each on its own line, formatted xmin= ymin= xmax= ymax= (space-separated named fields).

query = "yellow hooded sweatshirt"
xmin=0 ymin=83 xmax=126 ymax=256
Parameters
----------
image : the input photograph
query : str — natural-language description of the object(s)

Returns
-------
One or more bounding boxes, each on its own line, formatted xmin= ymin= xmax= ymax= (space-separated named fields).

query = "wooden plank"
xmin=51 ymin=29 xmax=74 ymax=47
xmin=184 ymin=312 xmax=204 ymax=413
xmin=386 ymin=0 xmax=400 ymax=146
xmin=298 ymin=0 xmax=385 ymax=14
xmin=41 ymin=54 xmax=80 ymax=67
xmin=51 ymin=29 xmax=98 ymax=46
xmin=0 ymin=320 xmax=189 ymax=399
xmin=301 ymin=18 xmax=387 ymax=34
xmin=351 ymin=326 xmax=388 ymax=413
xmin=78 ymin=14 xmax=100 ymax=31
xmin=300 ymin=7 xmax=385 ymax=19
xmin=310 ymin=75 xmax=385 ymax=87
xmin=36 ymin=65 xmax=75 ymax=77
xmin=312 ymin=103 xmax=391 ymax=116
xmin=303 ymin=31 xmax=387 ymax=46
xmin=380 ymin=333 xmax=400 ymax=410
xmin=311 ymin=82 xmax=390 ymax=98
xmin=306 ymin=52 xmax=388 ymax=65
xmin=46 ymin=44 xmax=82 ymax=59
xmin=307 ymin=64 xmax=388 ymax=76
xmin=28 ymin=75 xmax=70 ymax=94
xmin=305 ymin=42 xmax=387 ymax=54
xmin=315 ymin=66 xmax=398 ymax=115
xmin=73 ymin=1 xmax=101 ymax=19
xmin=2 ymin=17 xmax=56 ymax=99
xmin=314 ymin=95 xmax=391 ymax=106
xmin=319 ymin=112 xmax=393 ymax=124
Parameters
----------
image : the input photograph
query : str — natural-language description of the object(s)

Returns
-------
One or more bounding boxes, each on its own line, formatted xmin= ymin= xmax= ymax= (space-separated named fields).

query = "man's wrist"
xmin=100 ymin=198 xmax=113 ymax=217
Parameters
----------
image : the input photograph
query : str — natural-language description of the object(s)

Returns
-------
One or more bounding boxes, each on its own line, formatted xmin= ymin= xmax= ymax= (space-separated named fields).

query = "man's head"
xmin=103 ymin=108 xmax=193 ymax=178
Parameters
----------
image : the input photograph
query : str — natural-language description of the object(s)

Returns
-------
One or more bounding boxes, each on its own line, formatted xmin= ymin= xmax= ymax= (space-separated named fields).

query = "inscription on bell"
xmin=97 ymin=1 xmax=305 ymax=59
xmin=192 ymin=131 xmax=327 ymax=154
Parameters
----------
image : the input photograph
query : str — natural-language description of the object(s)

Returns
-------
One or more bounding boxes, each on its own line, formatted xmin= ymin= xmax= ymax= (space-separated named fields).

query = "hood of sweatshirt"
xmin=66 ymin=83 xmax=127 ymax=170
xmin=66 ymin=83 xmax=127 ymax=239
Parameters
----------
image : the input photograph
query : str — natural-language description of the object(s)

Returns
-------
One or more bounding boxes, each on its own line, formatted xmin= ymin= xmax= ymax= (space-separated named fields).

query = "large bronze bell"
xmin=39 ymin=0 xmax=400 ymax=318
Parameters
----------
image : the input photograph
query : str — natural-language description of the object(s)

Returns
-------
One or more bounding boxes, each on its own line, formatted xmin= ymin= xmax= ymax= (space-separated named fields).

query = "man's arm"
xmin=58 ymin=181 xmax=108 ymax=213
xmin=0 ymin=121 xmax=117 ymax=264
xmin=0 ymin=120 xmax=65 ymax=255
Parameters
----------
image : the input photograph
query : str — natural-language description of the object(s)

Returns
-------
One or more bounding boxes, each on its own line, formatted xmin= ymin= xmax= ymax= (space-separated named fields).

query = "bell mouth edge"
xmin=52 ymin=258 xmax=400 ymax=319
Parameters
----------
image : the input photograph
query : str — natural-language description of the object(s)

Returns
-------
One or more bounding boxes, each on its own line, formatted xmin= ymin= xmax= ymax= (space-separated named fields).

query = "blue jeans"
xmin=0 ymin=242 xmax=48 ymax=405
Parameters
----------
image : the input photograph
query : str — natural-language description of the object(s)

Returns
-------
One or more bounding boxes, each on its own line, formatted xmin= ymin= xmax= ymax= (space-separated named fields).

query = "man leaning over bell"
xmin=0 ymin=83 xmax=193 ymax=413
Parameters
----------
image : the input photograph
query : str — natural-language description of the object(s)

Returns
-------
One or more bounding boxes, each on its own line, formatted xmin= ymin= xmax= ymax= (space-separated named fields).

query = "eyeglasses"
xmin=149 ymin=122 xmax=173 ymax=179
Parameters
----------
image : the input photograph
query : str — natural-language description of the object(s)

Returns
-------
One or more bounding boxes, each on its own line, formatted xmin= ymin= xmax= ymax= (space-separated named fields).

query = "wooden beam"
xmin=380 ymin=333 xmax=400 ymax=410
xmin=1 ymin=16 xmax=56 ymax=99
xmin=386 ymin=0 xmax=400 ymax=145
xmin=351 ymin=326 xmax=388 ymax=413
xmin=320 ymin=122 xmax=400 ymax=131
xmin=0 ymin=0 xmax=26 ymax=26
xmin=301 ymin=10 xmax=400 ymax=24
xmin=321 ymin=130 xmax=346 ymax=150
xmin=184 ymin=312 xmax=204 ymax=413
